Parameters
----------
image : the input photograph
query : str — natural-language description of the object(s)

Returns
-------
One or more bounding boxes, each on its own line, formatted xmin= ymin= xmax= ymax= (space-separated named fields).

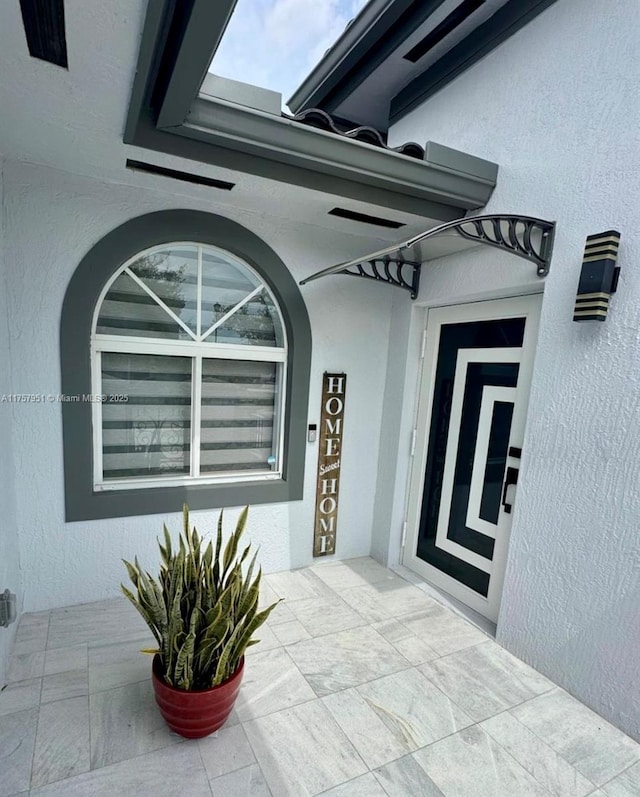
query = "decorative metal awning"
xmin=300 ymin=214 xmax=556 ymax=299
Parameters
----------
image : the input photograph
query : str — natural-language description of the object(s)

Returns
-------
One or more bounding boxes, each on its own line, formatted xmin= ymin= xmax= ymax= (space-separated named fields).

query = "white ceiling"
xmin=0 ymin=0 xmax=441 ymax=257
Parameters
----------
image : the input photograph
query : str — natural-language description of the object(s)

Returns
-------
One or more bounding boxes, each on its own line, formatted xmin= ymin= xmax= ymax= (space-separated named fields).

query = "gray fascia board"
xmin=124 ymin=0 xmax=173 ymax=143
xmin=288 ymin=0 xmax=416 ymax=113
xmin=156 ymin=0 xmax=238 ymax=129
xmin=390 ymin=0 xmax=560 ymax=123
xmin=130 ymin=111 xmax=463 ymax=219
xmin=181 ymin=95 xmax=497 ymax=210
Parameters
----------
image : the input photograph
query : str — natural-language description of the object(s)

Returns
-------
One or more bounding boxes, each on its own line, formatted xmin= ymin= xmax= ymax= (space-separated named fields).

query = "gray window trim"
xmin=123 ymin=0 xmax=498 ymax=218
xmin=61 ymin=210 xmax=311 ymax=522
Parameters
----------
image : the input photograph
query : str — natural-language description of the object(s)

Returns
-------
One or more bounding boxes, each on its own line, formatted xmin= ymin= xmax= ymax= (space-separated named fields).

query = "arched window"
xmin=94 ymin=243 xmax=287 ymax=487
xmin=61 ymin=211 xmax=311 ymax=521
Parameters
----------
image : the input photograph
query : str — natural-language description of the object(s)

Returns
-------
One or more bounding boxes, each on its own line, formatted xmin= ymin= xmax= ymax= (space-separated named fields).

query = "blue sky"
xmin=208 ymin=0 xmax=369 ymax=109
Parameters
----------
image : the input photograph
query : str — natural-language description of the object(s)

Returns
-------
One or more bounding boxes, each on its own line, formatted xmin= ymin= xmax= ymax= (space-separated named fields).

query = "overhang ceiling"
xmin=0 ymin=0 xmax=499 ymax=272
xmin=0 ymin=0 xmax=436 ymax=249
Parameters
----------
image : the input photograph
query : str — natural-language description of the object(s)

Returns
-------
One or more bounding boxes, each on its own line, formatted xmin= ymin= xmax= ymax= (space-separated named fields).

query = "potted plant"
xmin=121 ymin=504 xmax=278 ymax=739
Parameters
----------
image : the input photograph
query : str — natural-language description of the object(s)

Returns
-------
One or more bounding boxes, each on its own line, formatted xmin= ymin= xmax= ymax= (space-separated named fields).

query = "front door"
xmin=403 ymin=295 xmax=541 ymax=622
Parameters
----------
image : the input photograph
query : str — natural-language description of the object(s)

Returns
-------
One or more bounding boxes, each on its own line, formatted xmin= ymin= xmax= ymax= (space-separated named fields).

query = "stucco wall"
xmin=387 ymin=0 xmax=640 ymax=739
xmin=0 ymin=159 xmax=22 ymax=685
xmin=3 ymin=160 xmax=392 ymax=612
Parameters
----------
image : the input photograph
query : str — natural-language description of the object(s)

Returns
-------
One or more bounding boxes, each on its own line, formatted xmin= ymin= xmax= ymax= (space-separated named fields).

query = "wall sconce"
xmin=573 ymin=230 xmax=621 ymax=322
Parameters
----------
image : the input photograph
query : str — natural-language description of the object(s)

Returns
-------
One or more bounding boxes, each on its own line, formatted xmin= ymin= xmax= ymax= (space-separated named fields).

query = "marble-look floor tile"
xmin=90 ymin=679 xmax=182 ymax=768
xmin=373 ymin=754 xmax=445 ymax=797
xmin=210 ymin=763 xmax=272 ymax=796
xmin=8 ymin=649 xmax=45 ymax=682
xmin=371 ymin=619 xmax=414 ymax=644
xmin=392 ymin=635 xmax=440 ymax=665
xmin=271 ymin=620 xmax=312 ymax=646
xmin=245 ymin=622 xmax=282 ymax=655
xmin=261 ymin=582 xmax=295 ymax=626
xmin=264 ymin=568 xmax=334 ymax=602
xmin=287 ymin=594 xmax=366 ymax=638
xmin=512 ymin=689 xmax=640 ymax=787
xmin=481 ymin=711 xmax=595 ymax=796
xmin=41 ymin=668 xmax=89 ymax=704
xmin=399 ymin=603 xmax=488 ymax=657
xmin=44 ymin=645 xmax=87 ymax=676
xmin=357 ymin=668 xmax=473 ymax=751
xmin=30 ymin=742 xmax=211 ymax=797
xmin=322 ymin=688 xmax=411 ymax=769
xmin=286 ymin=625 xmax=409 ymax=696
xmin=0 ymin=677 xmax=42 ymax=716
xmin=244 ymin=699 xmax=367 ymax=796
xmin=235 ymin=647 xmax=316 ymax=721
xmin=319 ymin=772 xmax=388 ymax=796
xmin=47 ymin=597 xmax=147 ymax=650
xmin=31 ymin=696 xmax=90 ymax=788
xmin=0 ymin=707 xmax=38 ymax=797
xmin=88 ymin=636 xmax=155 ymax=693
xmin=198 ymin=723 xmax=255 ymax=780
xmin=13 ymin=612 xmax=50 ymax=655
xmin=311 ymin=557 xmax=397 ymax=591
xmin=602 ymin=761 xmax=640 ymax=796
xmin=339 ymin=578 xmax=436 ymax=623
xmin=414 ymin=725 xmax=552 ymax=796
xmin=265 ymin=601 xmax=295 ymax=626
xmin=419 ymin=640 xmax=553 ymax=721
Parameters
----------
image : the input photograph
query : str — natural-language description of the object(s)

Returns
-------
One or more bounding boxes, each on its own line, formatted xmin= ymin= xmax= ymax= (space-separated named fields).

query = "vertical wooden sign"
xmin=313 ymin=372 xmax=347 ymax=557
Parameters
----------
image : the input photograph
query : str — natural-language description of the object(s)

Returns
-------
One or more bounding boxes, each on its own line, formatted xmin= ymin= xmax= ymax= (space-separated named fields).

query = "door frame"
xmin=402 ymin=294 xmax=542 ymax=623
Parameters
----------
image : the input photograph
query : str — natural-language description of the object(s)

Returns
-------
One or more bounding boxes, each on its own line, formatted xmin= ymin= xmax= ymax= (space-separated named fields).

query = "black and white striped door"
xmin=403 ymin=296 xmax=541 ymax=622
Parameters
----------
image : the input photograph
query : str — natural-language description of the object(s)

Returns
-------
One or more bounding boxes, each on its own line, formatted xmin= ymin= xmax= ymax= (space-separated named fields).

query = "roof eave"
xmin=287 ymin=0 xmax=413 ymax=113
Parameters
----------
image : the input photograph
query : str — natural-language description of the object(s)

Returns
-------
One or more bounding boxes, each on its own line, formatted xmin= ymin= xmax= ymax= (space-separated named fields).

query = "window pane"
xmin=97 ymin=272 xmax=192 ymax=339
xmin=200 ymin=359 xmax=279 ymax=474
xmin=200 ymin=249 xmax=260 ymax=335
xmin=129 ymin=246 xmax=199 ymax=335
xmin=203 ymin=287 xmax=284 ymax=347
xmin=101 ymin=353 xmax=191 ymax=479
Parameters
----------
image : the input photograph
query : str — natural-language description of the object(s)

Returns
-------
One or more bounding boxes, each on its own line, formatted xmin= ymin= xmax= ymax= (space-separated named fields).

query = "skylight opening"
xmin=207 ymin=0 xmax=370 ymax=112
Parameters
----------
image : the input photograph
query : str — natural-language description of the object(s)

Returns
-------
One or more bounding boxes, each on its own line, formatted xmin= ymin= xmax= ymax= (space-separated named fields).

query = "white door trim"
xmin=402 ymin=294 xmax=542 ymax=623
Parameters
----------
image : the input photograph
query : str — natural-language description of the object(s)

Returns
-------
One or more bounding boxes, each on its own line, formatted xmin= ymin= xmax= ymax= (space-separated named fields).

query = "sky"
xmin=208 ymin=0 xmax=370 ymax=110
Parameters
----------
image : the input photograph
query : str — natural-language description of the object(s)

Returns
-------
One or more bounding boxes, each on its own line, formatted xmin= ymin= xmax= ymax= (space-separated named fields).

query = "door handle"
xmin=501 ymin=466 xmax=519 ymax=514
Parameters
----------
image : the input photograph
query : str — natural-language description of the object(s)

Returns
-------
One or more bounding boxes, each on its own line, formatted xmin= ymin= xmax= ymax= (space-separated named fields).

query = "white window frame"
xmin=90 ymin=241 xmax=288 ymax=492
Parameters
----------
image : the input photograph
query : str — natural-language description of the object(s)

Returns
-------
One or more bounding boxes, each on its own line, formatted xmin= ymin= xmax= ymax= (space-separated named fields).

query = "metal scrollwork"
xmin=455 ymin=215 xmax=555 ymax=276
xmin=343 ymin=258 xmax=421 ymax=299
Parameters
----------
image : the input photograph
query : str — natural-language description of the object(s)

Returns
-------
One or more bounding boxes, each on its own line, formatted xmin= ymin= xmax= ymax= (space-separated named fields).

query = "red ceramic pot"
xmin=152 ymin=654 xmax=244 ymax=739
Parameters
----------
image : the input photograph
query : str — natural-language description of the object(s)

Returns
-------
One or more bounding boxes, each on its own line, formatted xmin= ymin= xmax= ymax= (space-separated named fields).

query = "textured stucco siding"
xmin=0 ymin=159 xmax=22 ymax=685
xmin=386 ymin=0 xmax=640 ymax=740
xmin=2 ymin=161 xmax=392 ymax=614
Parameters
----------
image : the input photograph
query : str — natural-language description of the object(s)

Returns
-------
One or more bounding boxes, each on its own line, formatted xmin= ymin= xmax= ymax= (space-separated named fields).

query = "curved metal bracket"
xmin=454 ymin=215 xmax=555 ymax=277
xmin=300 ymin=214 xmax=556 ymax=299
xmin=343 ymin=258 xmax=421 ymax=299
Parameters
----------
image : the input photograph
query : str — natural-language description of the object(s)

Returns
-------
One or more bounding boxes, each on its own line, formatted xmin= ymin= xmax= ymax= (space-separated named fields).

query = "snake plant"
xmin=121 ymin=505 xmax=279 ymax=690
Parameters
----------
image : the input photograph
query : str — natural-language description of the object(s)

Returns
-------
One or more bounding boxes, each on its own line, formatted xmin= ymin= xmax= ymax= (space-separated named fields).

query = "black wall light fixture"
xmin=573 ymin=230 xmax=621 ymax=322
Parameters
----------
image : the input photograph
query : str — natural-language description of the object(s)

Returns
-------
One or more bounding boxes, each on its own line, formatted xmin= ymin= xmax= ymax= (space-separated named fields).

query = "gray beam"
xmin=130 ymin=111 xmax=465 ymax=219
xmin=123 ymin=0 xmax=171 ymax=142
xmin=183 ymin=95 xmax=498 ymax=211
xmin=156 ymin=0 xmax=238 ymax=129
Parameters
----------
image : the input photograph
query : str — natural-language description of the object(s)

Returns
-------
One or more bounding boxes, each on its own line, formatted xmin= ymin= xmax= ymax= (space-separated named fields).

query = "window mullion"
xmin=197 ymin=245 xmax=203 ymax=340
xmin=191 ymin=355 xmax=203 ymax=477
xmin=92 ymin=351 xmax=104 ymax=484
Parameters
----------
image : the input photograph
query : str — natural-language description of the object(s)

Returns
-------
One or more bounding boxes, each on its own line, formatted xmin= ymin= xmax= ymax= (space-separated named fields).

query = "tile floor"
xmin=1 ymin=557 xmax=639 ymax=796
